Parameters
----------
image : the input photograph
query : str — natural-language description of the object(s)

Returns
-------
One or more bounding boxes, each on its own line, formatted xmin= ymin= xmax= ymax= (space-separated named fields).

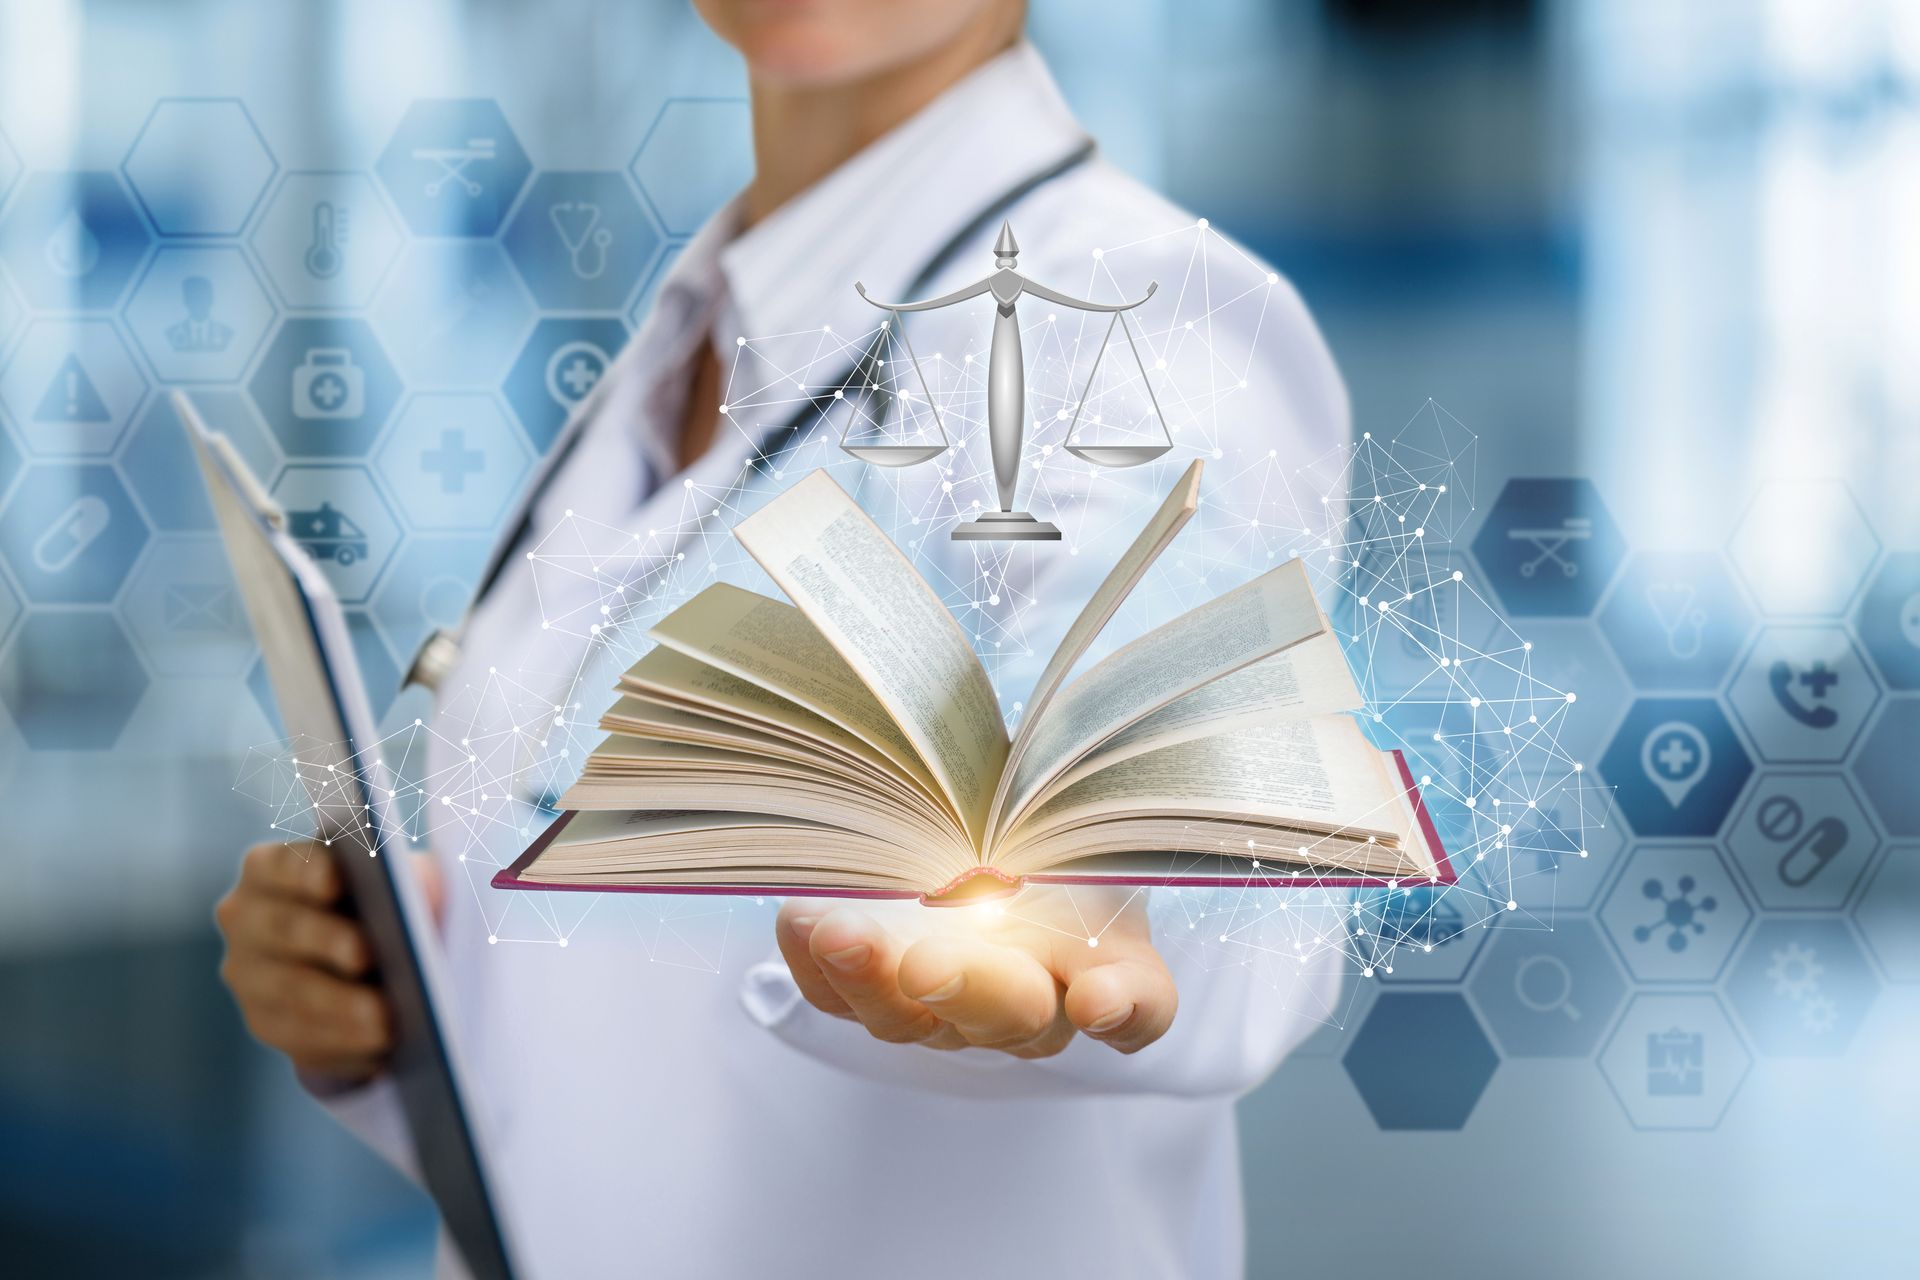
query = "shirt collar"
xmin=718 ymin=42 xmax=1090 ymax=343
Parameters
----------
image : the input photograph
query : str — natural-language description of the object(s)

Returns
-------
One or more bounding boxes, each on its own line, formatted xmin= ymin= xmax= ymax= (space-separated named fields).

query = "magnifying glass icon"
xmin=1514 ymin=953 xmax=1581 ymax=1021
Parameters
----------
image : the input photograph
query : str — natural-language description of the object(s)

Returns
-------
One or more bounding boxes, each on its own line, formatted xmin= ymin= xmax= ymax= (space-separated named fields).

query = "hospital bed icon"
xmin=413 ymin=137 xmax=498 ymax=198
xmin=1507 ymin=516 xmax=1592 ymax=578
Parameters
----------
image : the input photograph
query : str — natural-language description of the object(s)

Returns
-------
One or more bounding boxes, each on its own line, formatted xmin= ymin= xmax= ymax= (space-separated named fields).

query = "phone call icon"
xmin=1767 ymin=659 xmax=1839 ymax=729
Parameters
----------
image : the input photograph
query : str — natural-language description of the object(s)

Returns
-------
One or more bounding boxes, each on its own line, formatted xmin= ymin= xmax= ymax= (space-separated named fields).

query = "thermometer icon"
xmin=304 ymin=200 xmax=345 ymax=279
xmin=33 ymin=494 xmax=111 ymax=573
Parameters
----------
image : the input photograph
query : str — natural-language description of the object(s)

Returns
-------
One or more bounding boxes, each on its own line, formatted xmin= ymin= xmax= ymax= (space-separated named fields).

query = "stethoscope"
xmin=549 ymin=201 xmax=613 ymax=280
xmin=403 ymin=137 xmax=1101 ymax=694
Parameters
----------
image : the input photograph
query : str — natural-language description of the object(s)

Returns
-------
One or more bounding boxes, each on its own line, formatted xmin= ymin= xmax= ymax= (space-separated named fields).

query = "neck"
xmin=742 ymin=32 xmax=1020 ymax=228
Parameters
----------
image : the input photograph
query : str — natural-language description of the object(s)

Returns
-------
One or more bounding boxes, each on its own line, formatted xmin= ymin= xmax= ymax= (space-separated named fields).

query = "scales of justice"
xmin=846 ymin=223 xmax=1171 ymax=541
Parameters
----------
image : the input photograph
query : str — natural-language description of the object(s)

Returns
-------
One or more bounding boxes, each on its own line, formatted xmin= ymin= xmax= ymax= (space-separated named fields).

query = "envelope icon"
xmin=164 ymin=582 xmax=235 ymax=632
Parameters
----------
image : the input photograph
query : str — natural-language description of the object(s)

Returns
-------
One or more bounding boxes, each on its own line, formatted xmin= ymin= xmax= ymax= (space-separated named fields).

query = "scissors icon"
xmin=549 ymin=201 xmax=612 ymax=280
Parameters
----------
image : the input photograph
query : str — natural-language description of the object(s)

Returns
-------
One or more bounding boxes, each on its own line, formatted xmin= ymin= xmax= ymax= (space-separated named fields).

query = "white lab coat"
xmin=324 ymin=43 xmax=1352 ymax=1279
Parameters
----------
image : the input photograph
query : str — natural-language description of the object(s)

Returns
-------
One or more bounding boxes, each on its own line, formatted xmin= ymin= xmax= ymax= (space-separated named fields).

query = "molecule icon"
xmin=1635 ymin=876 xmax=1718 ymax=952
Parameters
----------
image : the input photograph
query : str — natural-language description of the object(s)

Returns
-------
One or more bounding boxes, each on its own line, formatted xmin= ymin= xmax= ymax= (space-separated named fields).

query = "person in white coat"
xmin=215 ymin=1 xmax=1354 ymax=1275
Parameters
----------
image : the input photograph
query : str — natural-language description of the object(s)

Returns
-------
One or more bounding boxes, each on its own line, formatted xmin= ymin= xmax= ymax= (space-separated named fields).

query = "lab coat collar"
xmin=718 ymin=42 xmax=1090 ymax=344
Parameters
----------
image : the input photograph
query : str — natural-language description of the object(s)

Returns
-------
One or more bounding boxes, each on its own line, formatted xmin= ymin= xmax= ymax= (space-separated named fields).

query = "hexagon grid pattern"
xmin=7 ymin=83 xmax=1915 ymax=1210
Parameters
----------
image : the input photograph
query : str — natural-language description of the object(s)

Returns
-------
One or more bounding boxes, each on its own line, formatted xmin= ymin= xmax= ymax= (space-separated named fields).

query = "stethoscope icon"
xmin=549 ymin=201 xmax=611 ymax=280
xmin=1645 ymin=581 xmax=1707 ymax=660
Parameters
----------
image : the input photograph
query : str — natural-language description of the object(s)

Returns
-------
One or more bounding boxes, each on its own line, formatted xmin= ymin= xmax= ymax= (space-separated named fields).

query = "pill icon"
xmin=32 ymin=494 xmax=111 ymax=573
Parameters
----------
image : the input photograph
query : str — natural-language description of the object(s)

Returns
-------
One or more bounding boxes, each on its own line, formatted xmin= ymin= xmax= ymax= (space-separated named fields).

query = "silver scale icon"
xmin=843 ymin=223 xmax=1171 ymax=541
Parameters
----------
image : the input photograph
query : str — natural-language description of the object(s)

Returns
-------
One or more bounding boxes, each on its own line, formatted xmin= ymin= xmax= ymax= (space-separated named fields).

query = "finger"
xmin=897 ymin=934 xmax=1068 ymax=1052
xmin=775 ymin=900 xmax=854 ymax=1018
xmin=239 ymin=841 xmax=342 ymax=906
xmin=227 ymin=894 xmax=373 ymax=979
xmin=227 ymin=959 xmax=393 ymax=1060
xmin=1062 ymin=957 xmax=1179 ymax=1054
xmin=808 ymin=908 xmax=944 ymax=1045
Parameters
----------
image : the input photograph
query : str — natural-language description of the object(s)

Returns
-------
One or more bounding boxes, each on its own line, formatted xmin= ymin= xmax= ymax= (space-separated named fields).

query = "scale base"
xmin=952 ymin=511 xmax=1061 ymax=542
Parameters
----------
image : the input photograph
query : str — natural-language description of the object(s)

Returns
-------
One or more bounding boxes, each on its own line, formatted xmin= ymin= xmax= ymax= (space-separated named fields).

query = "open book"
xmin=497 ymin=463 xmax=1453 ymax=904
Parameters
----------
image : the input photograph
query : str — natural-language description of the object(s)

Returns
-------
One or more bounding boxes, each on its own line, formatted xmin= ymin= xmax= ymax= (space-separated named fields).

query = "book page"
xmin=1009 ymin=717 xmax=1415 ymax=858
xmin=983 ymin=459 xmax=1202 ymax=838
xmin=997 ymin=557 xmax=1331 ymax=840
xmin=619 ymin=647 xmax=915 ymax=789
xmin=1039 ymin=630 xmax=1362 ymax=797
xmin=733 ymin=470 xmax=1007 ymax=848
xmin=649 ymin=582 xmax=939 ymax=798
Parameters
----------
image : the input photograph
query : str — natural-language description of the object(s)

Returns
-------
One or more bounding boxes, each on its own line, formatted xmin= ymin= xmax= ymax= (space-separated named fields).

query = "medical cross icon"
xmin=1798 ymin=661 xmax=1838 ymax=699
xmin=421 ymin=428 xmax=484 ymax=493
xmin=1654 ymin=734 xmax=1696 ymax=776
xmin=557 ymin=354 xmax=600 ymax=398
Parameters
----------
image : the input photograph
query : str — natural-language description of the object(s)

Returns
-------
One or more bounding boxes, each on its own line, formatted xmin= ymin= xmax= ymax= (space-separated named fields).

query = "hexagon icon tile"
xmin=1467 ymin=918 xmax=1627 ymax=1057
xmin=1725 ymin=916 xmax=1878 ymax=1057
xmin=1726 ymin=624 xmax=1879 ymax=764
xmin=0 ymin=462 xmax=149 ymax=604
xmin=1600 ymin=697 xmax=1752 ymax=838
xmin=1854 ymin=848 xmax=1920 ymax=982
xmin=269 ymin=465 xmax=400 ymax=603
xmin=0 ymin=609 xmax=149 ymax=749
xmin=1469 ymin=478 xmax=1625 ymax=618
xmin=1341 ymin=991 xmax=1497 ymax=1130
xmin=122 ymin=245 xmax=276 ymax=383
xmin=372 ymin=241 xmax=535 ymax=389
xmin=248 ymin=317 xmax=402 ymax=458
xmin=252 ymin=172 xmax=406 ymax=310
xmin=376 ymin=393 xmax=531 ymax=531
xmin=375 ymin=99 xmax=533 ymax=238
xmin=122 ymin=98 xmax=276 ymax=237
xmin=1598 ymin=550 xmax=1755 ymax=691
xmin=0 ymin=170 xmax=153 ymax=310
xmin=1728 ymin=480 xmax=1878 ymax=618
xmin=1507 ymin=619 xmax=1629 ymax=770
xmin=1599 ymin=843 xmax=1751 ymax=982
xmin=122 ymin=390 xmax=280 ymax=532
xmin=503 ymin=171 xmax=663 ymax=312
xmin=119 ymin=535 xmax=255 ymax=677
xmin=1852 ymin=551 xmax=1920 ymax=691
xmin=370 ymin=535 xmax=489 ymax=666
xmin=0 ymin=318 xmax=148 ymax=455
xmin=1725 ymin=772 xmax=1878 ymax=911
xmin=503 ymin=316 xmax=630 ymax=453
xmin=1853 ymin=698 xmax=1920 ymax=838
xmin=1597 ymin=993 xmax=1749 ymax=1131
xmin=631 ymin=99 xmax=751 ymax=237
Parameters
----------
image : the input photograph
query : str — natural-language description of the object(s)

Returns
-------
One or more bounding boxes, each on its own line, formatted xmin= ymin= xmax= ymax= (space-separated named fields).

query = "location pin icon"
xmin=1641 ymin=720 xmax=1711 ymax=809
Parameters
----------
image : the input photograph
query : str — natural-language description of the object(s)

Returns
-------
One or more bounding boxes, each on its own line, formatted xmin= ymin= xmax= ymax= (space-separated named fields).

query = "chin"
xmin=698 ymin=0 xmax=993 ymax=88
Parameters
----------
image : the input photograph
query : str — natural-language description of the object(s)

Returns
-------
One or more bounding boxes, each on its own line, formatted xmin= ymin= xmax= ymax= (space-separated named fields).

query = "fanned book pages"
xmin=496 ymin=462 xmax=1455 ymax=905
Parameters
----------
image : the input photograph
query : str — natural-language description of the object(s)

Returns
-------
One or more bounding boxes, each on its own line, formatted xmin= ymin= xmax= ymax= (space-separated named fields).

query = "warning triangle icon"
xmin=34 ymin=353 xmax=111 ymax=424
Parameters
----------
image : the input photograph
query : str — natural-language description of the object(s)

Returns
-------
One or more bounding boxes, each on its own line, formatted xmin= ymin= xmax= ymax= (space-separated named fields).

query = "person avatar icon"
xmin=166 ymin=275 xmax=235 ymax=353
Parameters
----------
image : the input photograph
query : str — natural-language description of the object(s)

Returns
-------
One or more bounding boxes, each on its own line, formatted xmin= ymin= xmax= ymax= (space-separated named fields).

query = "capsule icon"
xmin=33 ymin=494 xmax=111 ymax=573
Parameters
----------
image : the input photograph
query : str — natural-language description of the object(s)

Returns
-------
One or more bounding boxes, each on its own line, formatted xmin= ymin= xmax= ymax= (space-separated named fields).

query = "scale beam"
xmin=840 ymin=225 xmax=1169 ymax=541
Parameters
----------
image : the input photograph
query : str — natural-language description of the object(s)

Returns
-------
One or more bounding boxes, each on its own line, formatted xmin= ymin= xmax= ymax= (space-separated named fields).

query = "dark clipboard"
xmin=180 ymin=391 xmax=521 ymax=1279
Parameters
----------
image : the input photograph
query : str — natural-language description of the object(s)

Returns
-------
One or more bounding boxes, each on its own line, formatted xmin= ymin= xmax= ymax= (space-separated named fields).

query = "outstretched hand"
xmin=775 ymin=887 xmax=1177 ymax=1058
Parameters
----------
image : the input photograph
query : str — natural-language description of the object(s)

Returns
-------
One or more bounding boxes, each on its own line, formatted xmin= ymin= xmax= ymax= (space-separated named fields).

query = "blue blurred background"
xmin=3 ymin=0 xmax=1916 ymax=1275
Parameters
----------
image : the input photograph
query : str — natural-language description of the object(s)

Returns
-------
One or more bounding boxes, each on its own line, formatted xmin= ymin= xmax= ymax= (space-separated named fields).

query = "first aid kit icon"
xmin=292 ymin=347 xmax=365 ymax=420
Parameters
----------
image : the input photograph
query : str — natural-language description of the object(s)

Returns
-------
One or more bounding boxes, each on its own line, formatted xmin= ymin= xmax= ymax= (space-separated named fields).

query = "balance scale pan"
xmin=841 ymin=444 xmax=950 ymax=468
xmin=1064 ymin=444 xmax=1172 ymax=468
